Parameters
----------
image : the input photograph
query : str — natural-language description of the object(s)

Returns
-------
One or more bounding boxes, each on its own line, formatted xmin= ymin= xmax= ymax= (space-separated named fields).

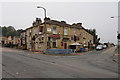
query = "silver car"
xmin=96 ymin=45 xmax=103 ymax=50
xmin=103 ymin=45 xmax=107 ymax=49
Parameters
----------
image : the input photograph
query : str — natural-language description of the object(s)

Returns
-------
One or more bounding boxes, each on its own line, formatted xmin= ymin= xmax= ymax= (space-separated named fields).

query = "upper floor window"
xmin=39 ymin=26 xmax=43 ymax=32
xmin=29 ymin=29 xmax=31 ymax=36
xmin=74 ymin=29 xmax=77 ymax=34
xmin=64 ymin=28 xmax=68 ymax=35
xmin=23 ymin=33 xmax=25 ymax=37
xmin=47 ymin=28 xmax=51 ymax=32
xmin=33 ymin=28 xmax=37 ymax=35
xmin=30 ymin=29 xmax=31 ymax=32
xmin=53 ymin=27 xmax=57 ymax=34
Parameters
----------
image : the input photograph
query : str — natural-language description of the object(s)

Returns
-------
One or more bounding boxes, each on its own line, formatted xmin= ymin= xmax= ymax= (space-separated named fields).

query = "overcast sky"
xmin=1 ymin=1 xmax=118 ymax=44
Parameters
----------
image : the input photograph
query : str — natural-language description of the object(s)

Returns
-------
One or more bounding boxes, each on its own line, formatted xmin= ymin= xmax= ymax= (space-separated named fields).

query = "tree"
xmin=6 ymin=26 xmax=17 ymax=38
xmin=16 ymin=29 xmax=24 ymax=37
xmin=86 ymin=29 xmax=100 ymax=46
xmin=1 ymin=26 xmax=24 ymax=38
xmin=2 ymin=26 xmax=8 ymax=37
xmin=7 ymin=26 xmax=16 ymax=32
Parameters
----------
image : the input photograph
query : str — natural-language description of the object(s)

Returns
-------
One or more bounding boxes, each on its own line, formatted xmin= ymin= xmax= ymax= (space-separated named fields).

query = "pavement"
xmin=1 ymin=46 xmax=119 ymax=78
xmin=112 ymin=47 xmax=120 ymax=63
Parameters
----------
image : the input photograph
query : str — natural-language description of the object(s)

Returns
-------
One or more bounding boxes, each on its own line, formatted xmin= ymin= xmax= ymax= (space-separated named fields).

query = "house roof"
xmin=21 ymin=30 xmax=26 ymax=32
xmin=42 ymin=20 xmax=71 ymax=27
xmin=23 ymin=17 xmax=94 ymax=36
xmin=81 ymin=27 xmax=94 ymax=36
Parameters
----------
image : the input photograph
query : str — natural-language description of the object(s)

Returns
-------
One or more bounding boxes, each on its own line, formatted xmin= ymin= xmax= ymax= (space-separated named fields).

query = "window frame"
xmin=52 ymin=39 xmax=57 ymax=48
xmin=64 ymin=28 xmax=68 ymax=35
xmin=53 ymin=26 xmax=57 ymax=34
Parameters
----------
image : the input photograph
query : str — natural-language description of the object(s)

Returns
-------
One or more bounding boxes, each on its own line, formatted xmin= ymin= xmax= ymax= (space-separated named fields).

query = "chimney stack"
xmin=44 ymin=17 xmax=50 ymax=22
xmin=36 ymin=17 xmax=42 ymax=25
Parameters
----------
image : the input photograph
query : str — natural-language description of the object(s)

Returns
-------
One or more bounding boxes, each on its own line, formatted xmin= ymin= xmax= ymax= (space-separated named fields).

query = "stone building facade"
xmin=20 ymin=18 xmax=94 ymax=51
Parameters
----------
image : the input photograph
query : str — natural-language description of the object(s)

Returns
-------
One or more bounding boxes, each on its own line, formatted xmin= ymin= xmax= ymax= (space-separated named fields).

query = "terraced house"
xmin=20 ymin=17 xmax=94 ymax=52
xmin=20 ymin=30 xmax=27 ymax=49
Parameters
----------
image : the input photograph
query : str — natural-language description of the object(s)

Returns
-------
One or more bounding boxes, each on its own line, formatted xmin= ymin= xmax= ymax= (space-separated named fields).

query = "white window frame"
xmin=53 ymin=27 xmax=57 ymax=34
xmin=74 ymin=29 xmax=77 ymax=34
xmin=64 ymin=28 xmax=68 ymax=35
xmin=47 ymin=28 xmax=51 ymax=32
xmin=30 ymin=29 xmax=31 ymax=33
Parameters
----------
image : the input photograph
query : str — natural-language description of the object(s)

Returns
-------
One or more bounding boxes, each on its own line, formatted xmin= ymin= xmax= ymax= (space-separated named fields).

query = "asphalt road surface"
xmin=2 ymin=47 xmax=119 ymax=78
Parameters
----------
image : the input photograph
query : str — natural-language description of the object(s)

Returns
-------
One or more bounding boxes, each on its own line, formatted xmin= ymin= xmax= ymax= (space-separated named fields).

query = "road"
xmin=2 ymin=47 xmax=119 ymax=78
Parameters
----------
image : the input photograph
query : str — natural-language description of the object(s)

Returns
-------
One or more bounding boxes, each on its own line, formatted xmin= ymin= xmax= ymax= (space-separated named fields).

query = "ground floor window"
xmin=38 ymin=42 xmax=41 ymax=48
xmin=53 ymin=39 xmax=57 ymax=48
xmin=48 ymin=35 xmax=51 ymax=41
xmin=47 ymin=42 xmax=51 ymax=48
xmin=38 ymin=37 xmax=41 ymax=48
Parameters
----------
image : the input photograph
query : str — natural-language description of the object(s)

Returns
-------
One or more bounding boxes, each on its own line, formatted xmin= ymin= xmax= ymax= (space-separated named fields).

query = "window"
xmin=38 ymin=35 xmax=44 ymax=48
xmin=23 ymin=33 xmax=25 ymax=37
xmin=41 ymin=37 xmax=44 ymax=40
xmin=48 ymin=35 xmax=50 ymax=41
xmin=47 ymin=35 xmax=51 ymax=48
xmin=39 ymin=26 xmax=43 ymax=32
xmin=53 ymin=27 xmax=57 ymax=34
xmin=53 ymin=39 xmax=57 ymax=48
xmin=33 ymin=29 xmax=35 ymax=35
xmin=47 ymin=28 xmax=51 ymax=32
xmin=64 ymin=28 xmax=68 ymax=35
xmin=38 ymin=35 xmax=44 ymax=42
xmin=38 ymin=37 xmax=41 ymax=48
xmin=27 ymin=31 xmax=29 ymax=36
xmin=47 ymin=42 xmax=51 ymax=48
xmin=74 ymin=29 xmax=77 ymax=34
xmin=74 ymin=35 xmax=77 ymax=42
xmin=40 ymin=35 xmax=44 ymax=41
xmin=33 ymin=28 xmax=38 ymax=35
xmin=30 ymin=29 xmax=31 ymax=32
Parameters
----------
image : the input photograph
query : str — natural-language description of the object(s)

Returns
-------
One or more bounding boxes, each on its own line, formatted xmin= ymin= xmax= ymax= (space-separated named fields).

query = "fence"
xmin=44 ymin=49 xmax=73 ymax=54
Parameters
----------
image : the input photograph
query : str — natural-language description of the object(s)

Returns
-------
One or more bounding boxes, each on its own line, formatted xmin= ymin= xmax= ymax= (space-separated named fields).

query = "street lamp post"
xmin=111 ymin=16 xmax=120 ymax=54
xmin=37 ymin=6 xmax=47 ymax=50
xmin=117 ymin=31 xmax=120 ymax=54
xmin=37 ymin=6 xmax=46 ymax=18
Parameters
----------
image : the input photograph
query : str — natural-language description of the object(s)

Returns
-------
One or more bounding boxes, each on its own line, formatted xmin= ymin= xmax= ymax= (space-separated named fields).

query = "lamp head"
xmin=111 ymin=16 xmax=114 ymax=18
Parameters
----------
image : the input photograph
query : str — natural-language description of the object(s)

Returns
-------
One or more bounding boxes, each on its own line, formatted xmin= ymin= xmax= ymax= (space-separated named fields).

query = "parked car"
xmin=96 ymin=45 xmax=103 ymax=50
xmin=103 ymin=45 xmax=107 ymax=49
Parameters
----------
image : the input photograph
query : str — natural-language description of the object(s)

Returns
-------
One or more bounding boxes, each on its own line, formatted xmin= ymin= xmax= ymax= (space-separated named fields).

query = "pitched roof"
xmin=42 ymin=20 xmax=71 ymax=27
xmin=24 ymin=17 xmax=93 ymax=36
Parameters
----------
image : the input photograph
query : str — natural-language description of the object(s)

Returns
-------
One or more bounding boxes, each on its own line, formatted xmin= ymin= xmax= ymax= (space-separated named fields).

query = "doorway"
xmin=64 ymin=42 xmax=67 ymax=49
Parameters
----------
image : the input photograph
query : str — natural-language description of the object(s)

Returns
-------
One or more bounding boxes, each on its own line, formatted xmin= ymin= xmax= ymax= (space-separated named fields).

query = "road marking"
xmin=114 ymin=54 xmax=120 ymax=55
